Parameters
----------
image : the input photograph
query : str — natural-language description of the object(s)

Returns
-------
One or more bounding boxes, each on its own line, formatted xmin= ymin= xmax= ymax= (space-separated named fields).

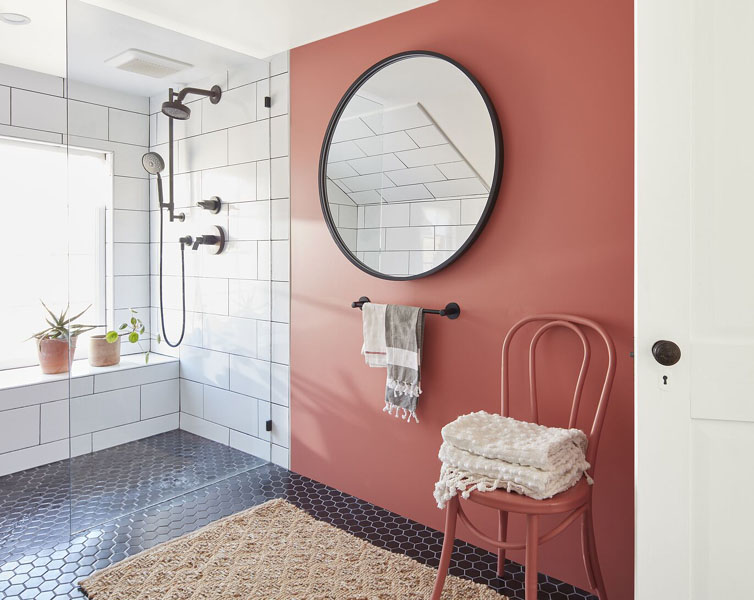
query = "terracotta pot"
xmin=37 ymin=337 xmax=77 ymax=374
xmin=89 ymin=335 xmax=121 ymax=367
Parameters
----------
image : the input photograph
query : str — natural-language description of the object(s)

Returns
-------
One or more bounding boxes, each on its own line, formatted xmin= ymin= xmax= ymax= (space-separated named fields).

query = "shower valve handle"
xmin=190 ymin=226 xmax=226 ymax=255
xmin=197 ymin=196 xmax=222 ymax=214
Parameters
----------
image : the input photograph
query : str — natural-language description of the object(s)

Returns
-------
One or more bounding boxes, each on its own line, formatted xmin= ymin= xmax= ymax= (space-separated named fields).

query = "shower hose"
xmin=158 ymin=204 xmax=186 ymax=348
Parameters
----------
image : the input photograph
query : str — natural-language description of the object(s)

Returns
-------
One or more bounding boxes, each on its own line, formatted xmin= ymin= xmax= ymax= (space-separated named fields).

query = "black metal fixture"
xmin=265 ymin=420 xmax=272 ymax=432
xmin=161 ymin=85 xmax=222 ymax=120
xmin=191 ymin=226 xmax=226 ymax=255
xmin=264 ymin=96 xmax=271 ymax=108
xmin=197 ymin=196 xmax=222 ymax=214
xmin=351 ymin=296 xmax=460 ymax=320
xmin=652 ymin=340 xmax=681 ymax=366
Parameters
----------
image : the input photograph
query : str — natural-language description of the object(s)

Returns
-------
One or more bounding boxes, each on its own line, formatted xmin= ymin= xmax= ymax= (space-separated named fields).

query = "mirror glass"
xmin=320 ymin=52 xmax=501 ymax=279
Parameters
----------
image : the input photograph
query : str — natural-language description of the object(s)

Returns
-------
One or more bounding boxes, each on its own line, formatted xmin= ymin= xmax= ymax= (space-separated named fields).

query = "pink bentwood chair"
xmin=431 ymin=315 xmax=616 ymax=600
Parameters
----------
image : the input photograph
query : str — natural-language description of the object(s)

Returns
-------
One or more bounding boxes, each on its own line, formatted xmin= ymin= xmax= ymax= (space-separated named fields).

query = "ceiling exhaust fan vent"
xmin=105 ymin=49 xmax=192 ymax=79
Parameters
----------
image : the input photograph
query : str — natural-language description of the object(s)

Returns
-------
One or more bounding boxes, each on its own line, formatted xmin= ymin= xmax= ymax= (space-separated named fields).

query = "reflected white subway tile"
xmin=204 ymin=386 xmax=258 ymax=435
xmin=201 ymin=162 xmax=256 ymax=204
xmin=340 ymin=228 xmax=357 ymax=253
xmin=11 ymin=89 xmax=66 ymax=133
xmin=271 ymin=241 xmax=289 ymax=281
xmin=180 ymin=379 xmax=204 ymax=417
xmin=409 ymin=250 xmax=453 ymax=275
xmin=461 ymin=197 xmax=487 ymax=225
xmin=426 ymin=177 xmax=488 ymax=198
xmin=271 ymin=282 xmax=289 ymax=323
xmin=356 ymin=228 xmax=385 ymax=252
xmin=357 ymin=206 xmax=365 ymax=228
xmin=385 ymin=165 xmax=445 ymax=186
xmin=379 ymin=184 xmax=433 ymax=202
xmin=409 ymin=199 xmax=461 ymax=226
xmin=257 ymin=400 xmax=271 ymax=440
xmin=339 ymin=172 xmax=394 ymax=193
xmin=338 ymin=204 xmax=357 ymax=229
xmin=180 ymin=413 xmax=229 ymax=445
xmin=379 ymin=251 xmax=410 ymax=275
xmin=177 ymin=129 xmax=227 ymax=173
xmin=257 ymin=320 xmax=271 ymax=361
xmin=271 ymin=114 xmax=289 ymax=158
xmin=0 ymin=86 xmax=9 ymax=124
xmin=326 ymin=180 xmax=354 ymax=205
xmin=361 ymin=251 xmax=380 ymax=271
xmin=271 ymin=157 xmax=289 ymax=199
xmin=394 ymin=144 xmax=460 ymax=167
xmin=230 ymin=355 xmax=270 ymax=400
xmin=345 ymin=153 xmax=405 ymax=176
xmin=68 ymin=100 xmax=108 ymax=139
xmin=271 ymin=444 xmax=289 ymax=468
xmin=112 ymin=275 xmax=149 ymax=309
xmin=437 ymin=160 xmax=476 ymax=180
xmin=271 ymin=404 xmax=289 ymax=448
xmin=203 ymin=314 xmax=257 ymax=357
xmin=364 ymin=203 xmax=410 ymax=228
xmin=229 ymin=280 xmax=270 ymax=320
xmin=327 ymin=161 xmax=359 ymax=179
xmin=355 ymin=131 xmax=417 ymax=156
xmin=405 ymin=124 xmax=446 ymax=147
xmin=327 ymin=140 xmax=365 ymax=163
xmin=180 ymin=345 xmax=230 ymax=388
xmin=331 ymin=116 xmax=374 ymax=143
xmin=362 ymin=103 xmax=431 ymax=134
xmin=271 ymin=198 xmax=290 ymax=240
xmin=202 ymin=83 xmax=256 ymax=133
xmin=228 ymin=120 xmax=269 ymax=164
xmin=109 ymin=108 xmax=149 ymax=145
xmin=114 ymin=176 xmax=149 ymax=211
xmin=271 ymin=363 xmax=289 ymax=407
xmin=384 ymin=226 xmax=435 ymax=251
xmin=228 ymin=201 xmax=270 ymax=240
xmin=271 ymin=322 xmax=289 ymax=365
xmin=230 ymin=430 xmax=270 ymax=461
xmin=434 ymin=225 xmax=475 ymax=251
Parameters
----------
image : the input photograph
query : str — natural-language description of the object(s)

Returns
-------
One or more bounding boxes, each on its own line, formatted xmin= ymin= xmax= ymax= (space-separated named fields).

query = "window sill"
xmin=0 ymin=353 xmax=178 ymax=393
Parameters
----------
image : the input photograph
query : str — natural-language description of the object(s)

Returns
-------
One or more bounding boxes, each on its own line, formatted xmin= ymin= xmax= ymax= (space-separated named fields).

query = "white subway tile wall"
xmin=151 ymin=54 xmax=290 ymax=461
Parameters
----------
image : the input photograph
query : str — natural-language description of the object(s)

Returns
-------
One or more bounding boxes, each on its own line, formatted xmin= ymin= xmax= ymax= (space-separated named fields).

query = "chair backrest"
xmin=501 ymin=314 xmax=616 ymax=468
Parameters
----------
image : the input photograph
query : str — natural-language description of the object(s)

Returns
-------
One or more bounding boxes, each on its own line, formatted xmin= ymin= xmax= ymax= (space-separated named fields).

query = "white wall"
xmin=148 ymin=53 xmax=291 ymax=467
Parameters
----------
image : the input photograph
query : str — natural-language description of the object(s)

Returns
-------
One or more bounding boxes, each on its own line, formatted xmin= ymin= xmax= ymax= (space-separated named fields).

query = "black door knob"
xmin=652 ymin=340 xmax=681 ymax=366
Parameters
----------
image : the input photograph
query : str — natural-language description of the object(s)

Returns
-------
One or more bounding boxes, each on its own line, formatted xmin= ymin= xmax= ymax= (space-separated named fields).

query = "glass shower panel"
xmin=65 ymin=0 xmax=272 ymax=536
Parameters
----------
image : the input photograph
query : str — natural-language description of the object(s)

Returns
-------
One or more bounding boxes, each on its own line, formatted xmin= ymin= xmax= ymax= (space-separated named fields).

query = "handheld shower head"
xmin=161 ymin=85 xmax=221 ymax=120
xmin=141 ymin=152 xmax=165 ymax=175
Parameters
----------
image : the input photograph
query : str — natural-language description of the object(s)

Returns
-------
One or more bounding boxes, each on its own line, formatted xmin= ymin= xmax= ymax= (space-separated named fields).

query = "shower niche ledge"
xmin=0 ymin=353 xmax=180 ymax=477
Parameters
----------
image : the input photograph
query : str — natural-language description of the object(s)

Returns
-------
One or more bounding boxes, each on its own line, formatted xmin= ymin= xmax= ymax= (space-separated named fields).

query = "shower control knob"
xmin=652 ymin=340 xmax=681 ymax=366
xmin=197 ymin=196 xmax=222 ymax=214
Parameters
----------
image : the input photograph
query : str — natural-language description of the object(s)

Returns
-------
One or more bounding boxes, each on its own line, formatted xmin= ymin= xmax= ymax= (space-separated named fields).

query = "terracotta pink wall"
xmin=289 ymin=0 xmax=633 ymax=596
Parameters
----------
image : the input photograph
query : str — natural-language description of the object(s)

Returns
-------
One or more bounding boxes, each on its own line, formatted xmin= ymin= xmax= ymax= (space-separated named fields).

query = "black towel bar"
xmin=351 ymin=296 xmax=460 ymax=320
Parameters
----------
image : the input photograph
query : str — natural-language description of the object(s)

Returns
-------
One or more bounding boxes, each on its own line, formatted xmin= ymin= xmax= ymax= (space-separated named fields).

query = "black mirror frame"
xmin=318 ymin=50 xmax=503 ymax=281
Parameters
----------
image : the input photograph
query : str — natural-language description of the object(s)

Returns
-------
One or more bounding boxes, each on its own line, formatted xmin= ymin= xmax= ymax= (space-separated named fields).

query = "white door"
xmin=636 ymin=0 xmax=754 ymax=597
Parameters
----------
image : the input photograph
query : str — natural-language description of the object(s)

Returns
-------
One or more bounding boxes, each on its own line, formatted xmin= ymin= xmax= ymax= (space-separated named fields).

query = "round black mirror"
xmin=319 ymin=51 xmax=503 ymax=280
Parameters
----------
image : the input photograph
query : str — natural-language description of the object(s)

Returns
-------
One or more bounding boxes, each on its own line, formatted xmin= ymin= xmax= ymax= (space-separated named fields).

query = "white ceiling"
xmin=67 ymin=0 xmax=258 ymax=96
xmin=79 ymin=0 xmax=437 ymax=58
xmin=0 ymin=0 xmax=66 ymax=77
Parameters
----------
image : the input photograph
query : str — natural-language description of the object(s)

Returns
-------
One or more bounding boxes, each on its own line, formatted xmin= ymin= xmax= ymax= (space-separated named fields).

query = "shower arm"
xmin=176 ymin=87 xmax=220 ymax=102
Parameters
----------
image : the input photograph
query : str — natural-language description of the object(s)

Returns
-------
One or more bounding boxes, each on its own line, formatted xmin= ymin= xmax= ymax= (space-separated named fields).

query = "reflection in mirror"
xmin=321 ymin=53 xmax=501 ymax=279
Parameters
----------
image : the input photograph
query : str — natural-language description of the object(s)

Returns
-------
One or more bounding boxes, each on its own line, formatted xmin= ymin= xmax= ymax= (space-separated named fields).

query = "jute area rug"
xmin=80 ymin=498 xmax=505 ymax=599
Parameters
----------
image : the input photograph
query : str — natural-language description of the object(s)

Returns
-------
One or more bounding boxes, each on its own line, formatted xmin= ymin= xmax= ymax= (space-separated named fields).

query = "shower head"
xmin=161 ymin=84 xmax=222 ymax=120
xmin=142 ymin=152 xmax=165 ymax=175
xmin=161 ymin=100 xmax=191 ymax=120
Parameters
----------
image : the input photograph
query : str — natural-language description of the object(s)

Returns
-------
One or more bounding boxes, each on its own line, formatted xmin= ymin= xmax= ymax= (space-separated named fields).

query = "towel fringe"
xmin=383 ymin=400 xmax=419 ymax=424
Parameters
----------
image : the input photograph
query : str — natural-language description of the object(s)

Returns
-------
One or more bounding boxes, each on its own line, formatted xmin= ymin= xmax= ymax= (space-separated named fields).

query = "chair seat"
xmin=465 ymin=477 xmax=592 ymax=515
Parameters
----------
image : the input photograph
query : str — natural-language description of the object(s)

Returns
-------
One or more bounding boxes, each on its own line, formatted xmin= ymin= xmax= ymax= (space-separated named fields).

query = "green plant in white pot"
xmin=31 ymin=302 xmax=96 ymax=374
xmin=90 ymin=309 xmax=161 ymax=366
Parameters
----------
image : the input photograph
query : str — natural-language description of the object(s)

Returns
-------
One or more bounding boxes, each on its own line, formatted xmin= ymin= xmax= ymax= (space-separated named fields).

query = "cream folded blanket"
xmin=434 ymin=411 xmax=591 ymax=508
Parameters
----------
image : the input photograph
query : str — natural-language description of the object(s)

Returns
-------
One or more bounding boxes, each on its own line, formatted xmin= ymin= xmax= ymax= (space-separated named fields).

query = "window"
xmin=1 ymin=136 xmax=111 ymax=370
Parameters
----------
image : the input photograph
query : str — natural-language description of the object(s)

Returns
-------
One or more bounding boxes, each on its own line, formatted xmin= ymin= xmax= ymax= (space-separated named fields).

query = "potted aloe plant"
xmin=31 ymin=302 xmax=96 ymax=374
xmin=91 ymin=309 xmax=161 ymax=367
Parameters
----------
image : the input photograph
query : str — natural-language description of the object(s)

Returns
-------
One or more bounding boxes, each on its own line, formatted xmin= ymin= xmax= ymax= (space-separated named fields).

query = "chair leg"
xmin=431 ymin=495 xmax=459 ymax=600
xmin=525 ymin=514 xmax=539 ymax=600
xmin=581 ymin=506 xmax=608 ymax=600
xmin=497 ymin=510 xmax=509 ymax=577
